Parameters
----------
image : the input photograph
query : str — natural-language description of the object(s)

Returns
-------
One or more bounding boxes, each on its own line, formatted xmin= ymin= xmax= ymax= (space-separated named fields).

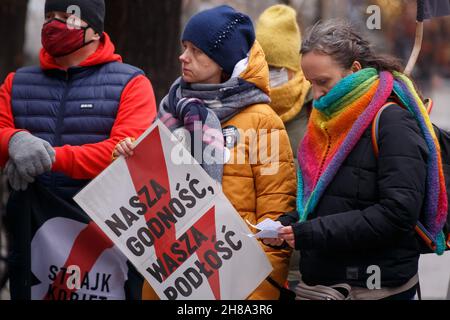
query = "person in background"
xmin=114 ymin=5 xmax=296 ymax=300
xmin=256 ymin=4 xmax=311 ymax=158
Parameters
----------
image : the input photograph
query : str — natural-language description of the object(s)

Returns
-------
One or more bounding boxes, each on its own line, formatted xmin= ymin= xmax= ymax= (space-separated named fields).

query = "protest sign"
xmin=74 ymin=120 xmax=272 ymax=300
xmin=7 ymin=184 xmax=143 ymax=300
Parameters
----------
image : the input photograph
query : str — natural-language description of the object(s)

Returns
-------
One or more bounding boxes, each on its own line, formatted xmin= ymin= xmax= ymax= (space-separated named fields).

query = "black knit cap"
xmin=45 ymin=0 xmax=105 ymax=34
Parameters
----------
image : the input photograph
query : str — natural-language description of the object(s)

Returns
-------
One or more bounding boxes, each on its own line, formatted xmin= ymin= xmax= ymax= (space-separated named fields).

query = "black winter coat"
xmin=281 ymin=105 xmax=428 ymax=288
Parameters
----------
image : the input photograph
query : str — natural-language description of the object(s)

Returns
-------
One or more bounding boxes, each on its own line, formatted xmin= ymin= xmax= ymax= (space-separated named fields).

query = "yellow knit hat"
xmin=256 ymin=5 xmax=301 ymax=72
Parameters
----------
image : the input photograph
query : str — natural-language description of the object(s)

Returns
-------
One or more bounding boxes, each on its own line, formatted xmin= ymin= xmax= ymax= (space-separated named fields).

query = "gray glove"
xmin=8 ymin=131 xmax=56 ymax=181
xmin=4 ymin=161 xmax=29 ymax=191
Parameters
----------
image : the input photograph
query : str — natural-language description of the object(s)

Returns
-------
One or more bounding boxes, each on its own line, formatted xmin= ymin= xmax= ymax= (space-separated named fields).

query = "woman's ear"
xmin=221 ymin=69 xmax=230 ymax=83
xmin=351 ymin=61 xmax=362 ymax=72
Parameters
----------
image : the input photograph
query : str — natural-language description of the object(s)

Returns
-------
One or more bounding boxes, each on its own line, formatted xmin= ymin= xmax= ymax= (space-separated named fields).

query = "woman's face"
xmin=179 ymin=41 xmax=223 ymax=84
xmin=301 ymin=51 xmax=359 ymax=101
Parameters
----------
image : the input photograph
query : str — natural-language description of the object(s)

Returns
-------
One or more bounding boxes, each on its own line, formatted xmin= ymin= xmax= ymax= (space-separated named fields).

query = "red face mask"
xmin=41 ymin=19 xmax=93 ymax=58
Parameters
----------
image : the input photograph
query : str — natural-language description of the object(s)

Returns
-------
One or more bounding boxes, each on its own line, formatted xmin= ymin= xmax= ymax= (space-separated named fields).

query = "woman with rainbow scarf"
xmin=265 ymin=19 xmax=447 ymax=300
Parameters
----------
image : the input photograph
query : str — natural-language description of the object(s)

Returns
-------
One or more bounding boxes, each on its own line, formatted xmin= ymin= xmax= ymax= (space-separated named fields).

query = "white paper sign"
xmin=74 ymin=120 xmax=272 ymax=300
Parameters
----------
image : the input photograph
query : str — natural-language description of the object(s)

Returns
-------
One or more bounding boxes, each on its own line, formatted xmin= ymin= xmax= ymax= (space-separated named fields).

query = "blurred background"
xmin=0 ymin=0 xmax=449 ymax=300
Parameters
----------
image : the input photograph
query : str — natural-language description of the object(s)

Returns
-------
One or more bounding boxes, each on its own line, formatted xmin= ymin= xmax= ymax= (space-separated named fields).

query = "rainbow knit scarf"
xmin=297 ymin=68 xmax=448 ymax=254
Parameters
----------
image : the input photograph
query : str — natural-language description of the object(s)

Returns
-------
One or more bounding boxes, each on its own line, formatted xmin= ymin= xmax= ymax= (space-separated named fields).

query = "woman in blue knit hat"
xmin=114 ymin=5 xmax=297 ymax=300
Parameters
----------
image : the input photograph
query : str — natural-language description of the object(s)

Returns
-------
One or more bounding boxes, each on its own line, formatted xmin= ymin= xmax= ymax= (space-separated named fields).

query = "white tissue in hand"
xmin=246 ymin=219 xmax=283 ymax=239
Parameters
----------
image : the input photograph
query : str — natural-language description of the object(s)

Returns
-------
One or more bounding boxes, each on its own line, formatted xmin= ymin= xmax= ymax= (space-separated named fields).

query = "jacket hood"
xmin=238 ymin=40 xmax=270 ymax=96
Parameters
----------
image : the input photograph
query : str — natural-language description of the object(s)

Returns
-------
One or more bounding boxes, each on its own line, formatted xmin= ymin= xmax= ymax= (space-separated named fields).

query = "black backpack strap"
xmin=371 ymin=99 xmax=434 ymax=157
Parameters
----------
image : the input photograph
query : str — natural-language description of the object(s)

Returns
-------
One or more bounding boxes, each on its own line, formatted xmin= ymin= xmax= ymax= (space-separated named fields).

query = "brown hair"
xmin=301 ymin=19 xmax=403 ymax=73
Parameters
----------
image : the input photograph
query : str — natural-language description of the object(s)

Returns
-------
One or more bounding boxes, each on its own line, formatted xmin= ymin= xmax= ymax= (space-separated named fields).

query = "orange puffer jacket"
xmin=142 ymin=41 xmax=296 ymax=300
xmin=222 ymin=41 xmax=296 ymax=300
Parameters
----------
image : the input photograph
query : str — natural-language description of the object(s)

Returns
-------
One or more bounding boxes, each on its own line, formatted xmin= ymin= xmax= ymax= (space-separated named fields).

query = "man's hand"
xmin=8 ymin=132 xmax=55 ymax=180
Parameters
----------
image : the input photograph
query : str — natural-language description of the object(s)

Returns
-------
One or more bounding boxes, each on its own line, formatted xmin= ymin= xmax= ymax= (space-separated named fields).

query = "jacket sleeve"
xmin=247 ymin=113 xmax=297 ymax=300
xmin=52 ymin=75 xmax=157 ymax=179
xmin=293 ymin=106 xmax=428 ymax=251
xmin=0 ymin=72 xmax=27 ymax=168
